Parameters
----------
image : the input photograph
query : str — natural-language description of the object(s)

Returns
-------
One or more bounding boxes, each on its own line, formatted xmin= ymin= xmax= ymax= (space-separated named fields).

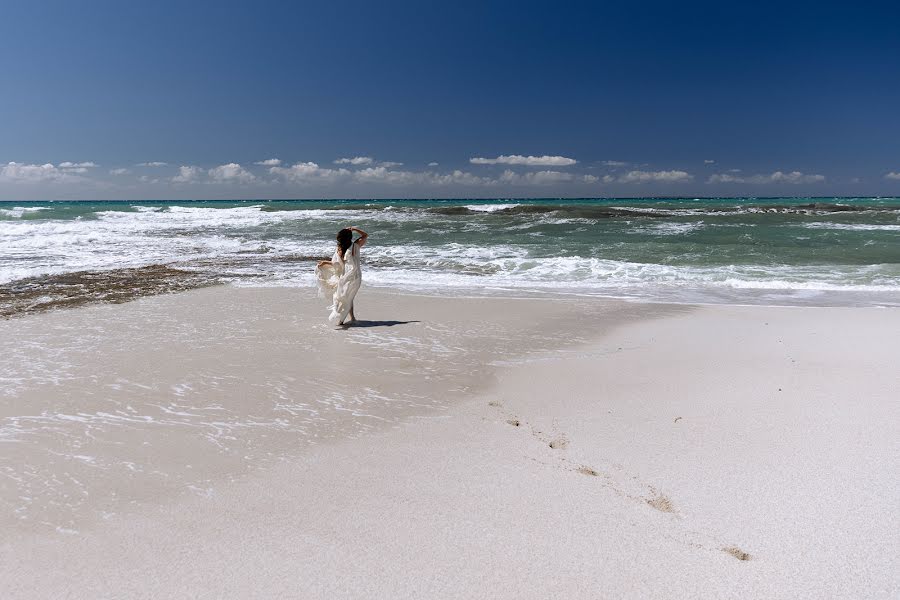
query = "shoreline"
xmin=2 ymin=286 xmax=898 ymax=598
xmin=4 ymin=272 xmax=899 ymax=323
xmin=5 ymin=197 xmax=900 ymax=314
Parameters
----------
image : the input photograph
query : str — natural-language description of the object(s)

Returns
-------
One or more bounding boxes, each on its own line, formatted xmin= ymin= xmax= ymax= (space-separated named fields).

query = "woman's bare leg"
xmin=349 ymin=302 xmax=356 ymax=322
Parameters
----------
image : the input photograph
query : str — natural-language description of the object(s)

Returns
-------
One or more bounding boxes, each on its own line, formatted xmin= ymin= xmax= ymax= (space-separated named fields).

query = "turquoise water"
xmin=2 ymin=197 xmax=899 ymax=307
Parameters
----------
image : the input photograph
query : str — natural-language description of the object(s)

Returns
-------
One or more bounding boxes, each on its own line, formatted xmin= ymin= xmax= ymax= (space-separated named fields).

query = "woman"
xmin=315 ymin=226 xmax=368 ymax=326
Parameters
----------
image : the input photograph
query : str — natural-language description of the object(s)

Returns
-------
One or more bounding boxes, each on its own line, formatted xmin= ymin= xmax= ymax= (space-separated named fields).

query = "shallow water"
xmin=2 ymin=197 xmax=899 ymax=310
xmin=0 ymin=287 xmax=648 ymax=533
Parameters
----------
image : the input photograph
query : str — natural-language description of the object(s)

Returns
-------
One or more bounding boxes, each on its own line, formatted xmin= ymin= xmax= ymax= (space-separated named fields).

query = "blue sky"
xmin=1 ymin=0 xmax=899 ymax=199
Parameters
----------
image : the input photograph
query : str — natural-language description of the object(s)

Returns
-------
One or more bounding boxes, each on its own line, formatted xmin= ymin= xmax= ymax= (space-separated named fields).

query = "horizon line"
xmin=3 ymin=195 xmax=900 ymax=203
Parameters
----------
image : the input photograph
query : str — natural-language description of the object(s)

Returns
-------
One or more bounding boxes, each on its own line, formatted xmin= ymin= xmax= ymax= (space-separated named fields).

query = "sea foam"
xmin=2 ymin=199 xmax=899 ymax=308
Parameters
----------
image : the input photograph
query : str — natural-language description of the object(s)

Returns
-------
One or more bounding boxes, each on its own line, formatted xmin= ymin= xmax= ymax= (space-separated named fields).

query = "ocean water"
xmin=2 ymin=197 xmax=900 ymax=312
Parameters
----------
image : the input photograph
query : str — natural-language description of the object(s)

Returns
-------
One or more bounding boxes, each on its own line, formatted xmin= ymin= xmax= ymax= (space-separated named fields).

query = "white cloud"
xmin=470 ymin=154 xmax=578 ymax=166
xmin=59 ymin=161 xmax=97 ymax=169
xmin=707 ymin=173 xmax=742 ymax=184
xmin=0 ymin=162 xmax=79 ymax=183
xmin=616 ymin=170 xmax=693 ymax=183
xmin=602 ymin=160 xmax=628 ymax=167
xmin=428 ymin=170 xmax=493 ymax=186
xmin=708 ymin=170 xmax=825 ymax=184
xmin=170 ymin=164 xmax=255 ymax=184
xmin=270 ymin=162 xmax=351 ymax=183
xmin=768 ymin=171 xmax=825 ymax=184
xmin=428 ymin=162 xmax=439 ymax=167
xmin=269 ymin=162 xmax=494 ymax=187
xmin=704 ymin=159 xmax=715 ymax=164
xmin=499 ymin=169 xmax=576 ymax=185
xmin=109 ymin=168 xmax=131 ymax=175
xmin=885 ymin=172 xmax=900 ymax=180
xmin=254 ymin=158 xmax=282 ymax=166
xmin=137 ymin=161 xmax=168 ymax=167
xmin=353 ymin=167 xmax=491 ymax=186
xmin=171 ymin=165 xmax=203 ymax=183
xmin=331 ymin=157 xmax=403 ymax=168
xmin=493 ymin=170 xmax=600 ymax=185
xmin=208 ymin=163 xmax=255 ymax=183
xmin=334 ymin=156 xmax=374 ymax=165
xmin=54 ymin=161 xmax=98 ymax=174
xmin=602 ymin=175 xmax=615 ymax=184
xmin=354 ymin=167 xmax=418 ymax=185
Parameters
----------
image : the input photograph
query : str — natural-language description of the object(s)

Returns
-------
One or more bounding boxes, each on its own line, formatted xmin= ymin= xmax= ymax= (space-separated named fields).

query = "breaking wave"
xmin=2 ymin=198 xmax=899 ymax=312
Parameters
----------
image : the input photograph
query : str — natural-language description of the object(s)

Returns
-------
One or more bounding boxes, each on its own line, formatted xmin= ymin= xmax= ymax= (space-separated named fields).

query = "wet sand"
xmin=2 ymin=286 xmax=898 ymax=598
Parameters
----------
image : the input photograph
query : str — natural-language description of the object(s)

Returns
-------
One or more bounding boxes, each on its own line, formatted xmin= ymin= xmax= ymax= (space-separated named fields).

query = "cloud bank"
xmin=334 ymin=156 xmax=374 ymax=165
xmin=171 ymin=164 xmax=257 ymax=184
xmin=708 ymin=171 xmax=825 ymax=184
xmin=0 ymin=162 xmax=87 ymax=182
xmin=0 ymin=154 xmax=859 ymax=199
xmin=605 ymin=170 xmax=694 ymax=184
xmin=470 ymin=154 xmax=578 ymax=166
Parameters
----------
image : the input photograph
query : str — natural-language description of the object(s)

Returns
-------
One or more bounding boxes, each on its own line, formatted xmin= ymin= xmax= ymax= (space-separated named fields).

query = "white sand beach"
xmin=1 ymin=286 xmax=898 ymax=599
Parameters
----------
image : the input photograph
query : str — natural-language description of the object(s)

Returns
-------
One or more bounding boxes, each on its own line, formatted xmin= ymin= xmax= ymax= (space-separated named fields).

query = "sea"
xmin=2 ymin=197 xmax=900 ymax=315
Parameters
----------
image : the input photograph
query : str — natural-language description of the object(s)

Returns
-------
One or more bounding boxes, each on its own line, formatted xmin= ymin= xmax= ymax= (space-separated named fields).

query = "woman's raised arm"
xmin=349 ymin=226 xmax=368 ymax=247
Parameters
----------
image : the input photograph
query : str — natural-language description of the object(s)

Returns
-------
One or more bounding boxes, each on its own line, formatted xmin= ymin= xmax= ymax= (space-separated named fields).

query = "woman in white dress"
xmin=315 ymin=226 xmax=368 ymax=326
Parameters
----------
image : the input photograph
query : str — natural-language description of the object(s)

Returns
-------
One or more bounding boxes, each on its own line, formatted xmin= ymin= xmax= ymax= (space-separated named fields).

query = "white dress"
xmin=315 ymin=242 xmax=362 ymax=325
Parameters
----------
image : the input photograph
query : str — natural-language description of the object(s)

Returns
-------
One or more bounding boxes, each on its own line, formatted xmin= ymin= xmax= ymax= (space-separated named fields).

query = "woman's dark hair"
xmin=336 ymin=228 xmax=353 ymax=256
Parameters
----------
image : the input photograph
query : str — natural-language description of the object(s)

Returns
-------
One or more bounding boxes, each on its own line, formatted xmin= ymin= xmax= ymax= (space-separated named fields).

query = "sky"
xmin=1 ymin=0 xmax=899 ymax=200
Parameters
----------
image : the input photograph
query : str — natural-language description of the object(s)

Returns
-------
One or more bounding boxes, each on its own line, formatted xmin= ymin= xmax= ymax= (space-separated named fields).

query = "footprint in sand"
xmin=576 ymin=466 xmax=599 ymax=477
xmin=646 ymin=490 xmax=675 ymax=513
xmin=548 ymin=436 xmax=569 ymax=450
xmin=493 ymin=404 xmax=568 ymax=451
xmin=723 ymin=546 xmax=752 ymax=561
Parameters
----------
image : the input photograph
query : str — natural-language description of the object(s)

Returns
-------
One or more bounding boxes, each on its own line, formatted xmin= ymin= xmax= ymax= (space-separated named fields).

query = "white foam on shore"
xmin=356 ymin=245 xmax=900 ymax=295
xmin=3 ymin=202 xmax=900 ymax=307
xmin=0 ymin=204 xmax=427 ymax=283
xmin=224 ymin=239 xmax=900 ymax=306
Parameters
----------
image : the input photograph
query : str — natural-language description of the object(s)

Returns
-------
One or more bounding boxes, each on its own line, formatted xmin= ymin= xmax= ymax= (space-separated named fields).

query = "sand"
xmin=1 ymin=286 xmax=898 ymax=599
